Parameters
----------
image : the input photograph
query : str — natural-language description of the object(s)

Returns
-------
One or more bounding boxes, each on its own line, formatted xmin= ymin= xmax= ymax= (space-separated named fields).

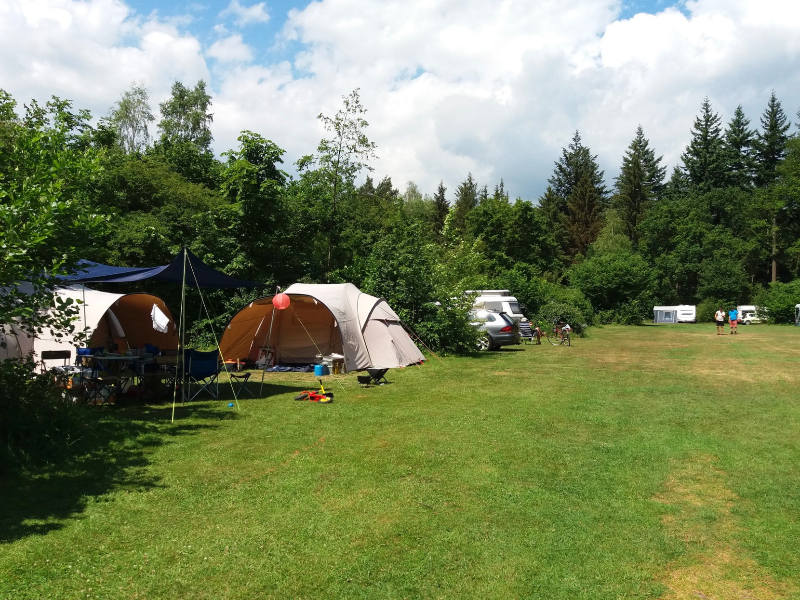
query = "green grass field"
xmin=2 ymin=324 xmax=800 ymax=599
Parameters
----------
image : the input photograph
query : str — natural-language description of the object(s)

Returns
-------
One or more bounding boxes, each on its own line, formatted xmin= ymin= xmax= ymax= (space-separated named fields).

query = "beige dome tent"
xmin=219 ymin=283 xmax=424 ymax=372
xmin=1 ymin=285 xmax=178 ymax=363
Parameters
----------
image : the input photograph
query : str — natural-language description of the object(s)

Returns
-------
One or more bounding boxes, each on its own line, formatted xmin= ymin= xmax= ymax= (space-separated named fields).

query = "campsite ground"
xmin=1 ymin=324 xmax=799 ymax=599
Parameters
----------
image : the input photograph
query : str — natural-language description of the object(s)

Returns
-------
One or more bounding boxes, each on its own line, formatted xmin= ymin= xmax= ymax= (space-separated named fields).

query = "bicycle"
xmin=546 ymin=319 xmax=571 ymax=346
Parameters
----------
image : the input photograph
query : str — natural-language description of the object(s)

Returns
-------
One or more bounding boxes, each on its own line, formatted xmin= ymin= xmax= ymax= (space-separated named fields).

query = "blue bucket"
xmin=314 ymin=364 xmax=328 ymax=376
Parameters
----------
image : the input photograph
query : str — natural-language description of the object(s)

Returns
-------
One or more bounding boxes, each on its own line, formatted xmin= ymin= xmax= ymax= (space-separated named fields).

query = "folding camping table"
xmin=85 ymin=354 xmax=140 ymax=405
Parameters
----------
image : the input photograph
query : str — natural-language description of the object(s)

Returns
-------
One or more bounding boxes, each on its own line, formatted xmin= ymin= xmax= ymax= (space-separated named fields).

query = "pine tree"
xmin=682 ymin=97 xmax=727 ymax=190
xmin=537 ymin=186 xmax=562 ymax=224
xmin=564 ymin=172 xmax=603 ymax=257
xmin=753 ymin=92 xmax=791 ymax=283
xmin=548 ymin=130 xmax=608 ymax=211
xmin=663 ymin=166 xmax=691 ymax=201
xmin=547 ymin=131 xmax=607 ymax=258
xmin=451 ymin=173 xmax=478 ymax=235
xmin=493 ymin=179 xmax=508 ymax=201
xmin=724 ymin=105 xmax=756 ymax=189
xmin=613 ymin=125 xmax=666 ymax=244
xmin=754 ymin=91 xmax=790 ymax=188
xmin=433 ymin=181 xmax=449 ymax=237
xmin=478 ymin=184 xmax=489 ymax=204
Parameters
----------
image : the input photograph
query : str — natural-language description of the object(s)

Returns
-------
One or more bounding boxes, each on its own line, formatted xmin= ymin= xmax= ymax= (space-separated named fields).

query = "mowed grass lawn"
xmin=2 ymin=324 xmax=800 ymax=599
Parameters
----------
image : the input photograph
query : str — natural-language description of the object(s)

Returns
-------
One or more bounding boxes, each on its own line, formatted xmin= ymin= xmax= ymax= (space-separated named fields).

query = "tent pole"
xmin=82 ymin=286 xmax=88 ymax=344
xmin=258 ymin=286 xmax=280 ymax=397
xmin=401 ymin=322 xmax=444 ymax=364
xmin=184 ymin=253 xmax=241 ymax=409
xmin=171 ymin=248 xmax=188 ymax=423
xmin=288 ymin=305 xmax=347 ymax=392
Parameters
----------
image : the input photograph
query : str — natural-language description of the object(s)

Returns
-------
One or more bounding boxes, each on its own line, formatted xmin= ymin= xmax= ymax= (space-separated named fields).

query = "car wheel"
xmin=744 ymin=320 xmax=750 ymax=325
xmin=477 ymin=333 xmax=491 ymax=351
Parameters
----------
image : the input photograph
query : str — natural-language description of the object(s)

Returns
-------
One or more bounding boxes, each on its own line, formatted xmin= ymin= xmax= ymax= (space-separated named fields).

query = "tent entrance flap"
xmin=247 ymin=298 xmax=343 ymax=365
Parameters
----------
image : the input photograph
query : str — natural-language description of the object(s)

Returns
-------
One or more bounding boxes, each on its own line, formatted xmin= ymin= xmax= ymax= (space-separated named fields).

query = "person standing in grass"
xmin=728 ymin=306 xmax=738 ymax=334
xmin=715 ymin=307 xmax=726 ymax=335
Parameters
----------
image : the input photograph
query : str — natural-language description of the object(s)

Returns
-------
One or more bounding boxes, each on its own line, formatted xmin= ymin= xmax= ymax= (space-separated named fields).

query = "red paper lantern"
xmin=273 ymin=293 xmax=291 ymax=310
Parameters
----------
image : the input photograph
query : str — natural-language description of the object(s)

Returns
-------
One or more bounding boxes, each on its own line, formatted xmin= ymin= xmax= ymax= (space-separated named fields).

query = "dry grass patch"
xmin=655 ymin=453 xmax=796 ymax=600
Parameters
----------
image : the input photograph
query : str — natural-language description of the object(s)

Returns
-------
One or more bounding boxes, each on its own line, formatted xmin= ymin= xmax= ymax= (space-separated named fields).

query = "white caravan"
xmin=467 ymin=290 xmax=525 ymax=323
xmin=653 ymin=305 xmax=696 ymax=323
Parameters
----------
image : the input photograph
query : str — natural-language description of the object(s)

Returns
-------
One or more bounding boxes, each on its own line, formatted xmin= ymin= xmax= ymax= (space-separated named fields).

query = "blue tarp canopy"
xmin=59 ymin=248 xmax=260 ymax=289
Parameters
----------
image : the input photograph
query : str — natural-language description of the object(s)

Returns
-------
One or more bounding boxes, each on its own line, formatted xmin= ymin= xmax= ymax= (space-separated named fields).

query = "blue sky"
xmin=2 ymin=0 xmax=798 ymax=200
xmin=127 ymin=0 xmax=303 ymax=63
xmin=126 ymin=0 xmax=682 ymax=67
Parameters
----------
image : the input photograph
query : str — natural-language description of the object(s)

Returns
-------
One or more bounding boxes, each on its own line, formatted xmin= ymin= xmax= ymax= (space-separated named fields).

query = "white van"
xmin=736 ymin=305 xmax=764 ymax=325
xmin=467 ymin=290 xmax=525 ymax=323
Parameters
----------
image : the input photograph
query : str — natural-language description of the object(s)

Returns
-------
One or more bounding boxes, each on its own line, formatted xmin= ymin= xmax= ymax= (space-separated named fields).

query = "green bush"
xmin=757 ymin=280 xmax=800 ymax=324
xmin=0 ymin=358 xmax=87 ymax=475
xmin=568 ymin=250 xmax=655 ymax=324
xmin=697 ymin=298 xmax=727 ymax=323
xmin=411 ymin=301 xmax=479 ymax=356
xmin=534 ymin=301 xmax=588 ymax=336
xmin=614 ymin=300 xmax=652 ymax=325
xmin=594 ymin=300 xmax=650 ymax=325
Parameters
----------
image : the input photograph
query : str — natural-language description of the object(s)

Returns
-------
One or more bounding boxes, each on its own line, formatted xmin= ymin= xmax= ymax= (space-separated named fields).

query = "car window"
xmin=507 ymin=302 xmax=521 ymax=314
xmin=497 ymin=313 xmax=513 ymax=326
xmin=484 ymin=301 xmax=502 ymax=311
xmin=470 ymin=311 xmax=494 ymax=322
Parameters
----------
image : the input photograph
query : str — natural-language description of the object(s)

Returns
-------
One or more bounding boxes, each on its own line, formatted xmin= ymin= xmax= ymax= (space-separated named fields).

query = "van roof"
xmin=466 ymin=290 xmax=511 ymax=296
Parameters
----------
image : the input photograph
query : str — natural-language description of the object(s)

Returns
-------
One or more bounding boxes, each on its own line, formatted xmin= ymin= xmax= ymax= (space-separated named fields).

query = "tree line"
xmin=4 ymin=82 xmax=800 ymax=358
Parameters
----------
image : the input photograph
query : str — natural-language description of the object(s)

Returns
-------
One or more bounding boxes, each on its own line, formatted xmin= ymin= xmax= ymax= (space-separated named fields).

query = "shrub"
xmin=534 ymin=301 xmax=588 ymax=336
xmin=0 ymin=358 xmax=87 ymax=475
xmin=568 ymin=250 xmax=655 ymax=324
xmin=757 ymin=280 xmax=800 ymax=324
xmin=697 ymin=298 xmax=726 ymax=323
xmin=411 ymin=301 xmax=478 ymax=355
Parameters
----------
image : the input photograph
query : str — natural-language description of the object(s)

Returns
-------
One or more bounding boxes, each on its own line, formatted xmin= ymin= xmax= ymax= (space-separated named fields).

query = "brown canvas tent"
xmin=1 ymin=285 xmax=178 ymax=362
xmin=219 ymin=283 xmax=424 ymax=372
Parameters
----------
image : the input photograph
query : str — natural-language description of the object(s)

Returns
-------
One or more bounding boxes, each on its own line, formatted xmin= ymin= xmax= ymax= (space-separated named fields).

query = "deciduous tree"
xmin=109 ymin=82 xmax=154 ymax=154
xmin=314 ymin=88 xmax=377 ymax=277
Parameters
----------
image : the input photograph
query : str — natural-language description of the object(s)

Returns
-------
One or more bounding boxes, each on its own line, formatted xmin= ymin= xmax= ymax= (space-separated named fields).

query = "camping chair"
xmin=40 ymin=350 xmax=72 ymax=387
xmin=83 ymin=354 xmax=121 ymax=406
xmin=366 ymin=368 xmax=389 ymax=385
xmin=139 ymin=355 xmax=179 ymax=402
xmin=519 ymin=320 xmax=534 ymax=344
xmin=185 ymin=349 xmax=221 ymax=401
xmin=40 ymin=350 xmax=71 ymax=373
xmin=229 ymin=372 xmax=254 ymax=398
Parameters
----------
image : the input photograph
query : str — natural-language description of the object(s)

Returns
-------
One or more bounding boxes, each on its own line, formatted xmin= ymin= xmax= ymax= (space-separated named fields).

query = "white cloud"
xmin=207 ymin=34 xmax=254 ymax=63
xmin=2 ymin=0 xmax=800 ymax=201
xmin=0 ymin=0 xmax=208 ymax=119
xmin=255 ymin=0 xmax=800 ymax=199
xmin=219 ymin=0 xmax=270 ymax=27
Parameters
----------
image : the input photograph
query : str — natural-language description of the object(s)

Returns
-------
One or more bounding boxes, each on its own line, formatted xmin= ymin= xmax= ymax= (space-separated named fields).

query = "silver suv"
xmin=470 ymin=309 xmax=520 ymax=350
